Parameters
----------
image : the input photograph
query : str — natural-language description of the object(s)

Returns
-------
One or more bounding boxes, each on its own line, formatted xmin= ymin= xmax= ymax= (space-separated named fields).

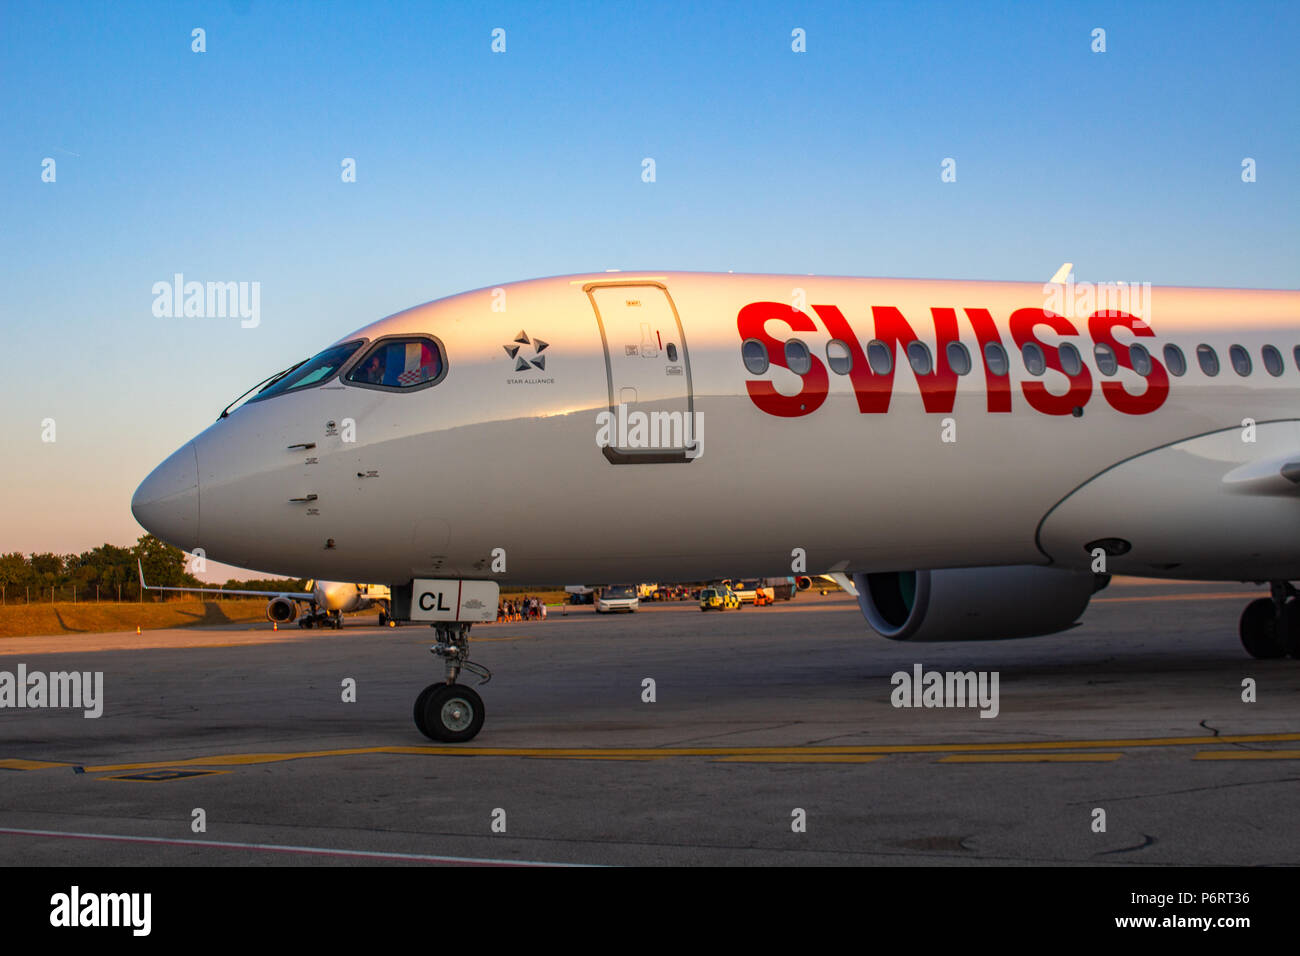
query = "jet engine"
xmin=795 ymin=576 xmax=813 ymax=591
xmin=266 ymin=596 xmax=299 ymax=623
xmin=851 ymin=565 xmax=1101 ymax=642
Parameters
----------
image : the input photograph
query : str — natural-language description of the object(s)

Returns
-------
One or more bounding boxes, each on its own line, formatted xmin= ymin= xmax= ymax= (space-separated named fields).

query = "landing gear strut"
xmin=297 ymin=609 xmax=343 ymax=630
xmin=1240 ymin=582 xmax=1300 ymax=659
xmin=413 ymin=622 xmax=491 ymax=742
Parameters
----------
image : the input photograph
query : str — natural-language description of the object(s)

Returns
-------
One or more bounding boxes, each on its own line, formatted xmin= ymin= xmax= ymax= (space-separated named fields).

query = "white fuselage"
xmin=132 ymin=272 xmax=1300 ymax=587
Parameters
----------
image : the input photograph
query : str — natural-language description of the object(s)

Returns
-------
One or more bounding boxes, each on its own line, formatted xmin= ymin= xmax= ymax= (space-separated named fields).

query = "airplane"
xmin=136 ymin=560 xmax=391 ymax=629
xmin=790 ymin=574 xmax=851 ymax=595
xmin=131 ymin=269 xmax=1300 ymax=743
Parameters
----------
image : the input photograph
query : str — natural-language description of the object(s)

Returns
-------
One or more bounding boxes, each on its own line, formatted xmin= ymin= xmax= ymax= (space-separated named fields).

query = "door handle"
xmin=288 ymin=443 xmax=317 ymax=450
xmin=289 ymin=494 xmax=318 ymax=502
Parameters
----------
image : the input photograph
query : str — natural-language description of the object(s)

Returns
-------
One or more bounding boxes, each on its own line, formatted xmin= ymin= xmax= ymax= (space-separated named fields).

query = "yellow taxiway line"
xmin=0 ymin=759 xmax=72 ymax=771
xmin=31 ymin=730 xmax=1295 ymax=774
xmin=939 ymin=753 xmax=1124 ymax=763
xmin=1193 ymin=749 xmax=1300 ymax=761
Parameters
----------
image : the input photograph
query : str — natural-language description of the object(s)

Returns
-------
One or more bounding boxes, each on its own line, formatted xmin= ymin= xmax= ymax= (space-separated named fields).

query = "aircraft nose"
xmin=131 ymin=441 xmax=199 ymax=547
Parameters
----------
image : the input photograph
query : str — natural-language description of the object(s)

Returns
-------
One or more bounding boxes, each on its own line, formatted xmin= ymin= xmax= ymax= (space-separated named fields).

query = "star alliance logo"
xmin=503 ymin=330 xmax=549 ymax=372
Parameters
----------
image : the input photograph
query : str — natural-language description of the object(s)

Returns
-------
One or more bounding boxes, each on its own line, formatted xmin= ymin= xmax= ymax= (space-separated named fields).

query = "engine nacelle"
xmin=266 ymin=596 xmax=299 ymax=623
xmin=795 ymin=576 xmax=813 ymax=591
xmin=851 ymin=565 xmax=1098 ymax=642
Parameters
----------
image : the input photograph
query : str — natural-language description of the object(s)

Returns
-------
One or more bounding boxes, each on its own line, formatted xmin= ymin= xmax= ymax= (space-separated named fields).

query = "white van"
xmin=596 ymin=584 xmax=639 ymax=613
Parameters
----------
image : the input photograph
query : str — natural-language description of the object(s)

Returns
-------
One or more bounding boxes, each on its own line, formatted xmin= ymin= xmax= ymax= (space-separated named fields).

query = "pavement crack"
xmin=1069 ymin=774 xmax=1300 ymax=804
xmin=659 ymin=722 xmax=798 ymax=747
xmin=1097 ymin=833 xmax=1156 ymax=856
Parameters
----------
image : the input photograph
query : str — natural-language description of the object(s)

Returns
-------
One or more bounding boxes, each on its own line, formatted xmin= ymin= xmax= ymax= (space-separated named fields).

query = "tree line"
xmin=0 ymin=535 xmax=305 ymax=603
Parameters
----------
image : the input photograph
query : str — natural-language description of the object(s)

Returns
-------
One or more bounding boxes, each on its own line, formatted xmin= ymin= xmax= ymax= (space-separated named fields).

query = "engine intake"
xmin=851 ymin=565 xmax=1097 ymax=642
xmin=266 ymin=596 xmax=299 ymax=623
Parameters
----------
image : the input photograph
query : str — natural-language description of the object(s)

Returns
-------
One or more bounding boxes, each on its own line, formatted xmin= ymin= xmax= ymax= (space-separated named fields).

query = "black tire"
xmin=378 ymin=610 xmax=388 ymax=626
xmin=412 ymin=683 xmax=438 ymax=737
xmin=416 ymin=684 xmax=485 ymax=743
xmin=1240 ymin=598 xmax=1287 ymax=659
xmin=1281 ymin=599 xmax=1300 ymax=658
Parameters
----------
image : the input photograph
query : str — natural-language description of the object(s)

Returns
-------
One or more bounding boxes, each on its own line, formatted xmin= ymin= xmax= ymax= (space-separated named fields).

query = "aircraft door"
xmin=586 ymin=282 xmax=696 ymax=463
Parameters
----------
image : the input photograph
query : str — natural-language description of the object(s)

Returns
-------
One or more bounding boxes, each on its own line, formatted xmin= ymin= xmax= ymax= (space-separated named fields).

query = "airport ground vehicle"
xmin=596 ymin=584 xmax=639 ymax=613
xmin=700 ymin=586 xmax=742 ymax=611
xmin=732 ymin=580 xmax=775 ymax=605
xmin=564 ymin=585 xmax=595 ymax=604
xmin=132 ymin=269 xmax=1300 ymax=742
xmin=765 ymin=577 xmax=796 ymax=600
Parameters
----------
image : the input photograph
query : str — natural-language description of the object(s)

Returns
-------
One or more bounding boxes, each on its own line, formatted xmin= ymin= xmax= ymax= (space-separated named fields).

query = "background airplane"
xmin=137 ymin=560 xmax=390 ymax=628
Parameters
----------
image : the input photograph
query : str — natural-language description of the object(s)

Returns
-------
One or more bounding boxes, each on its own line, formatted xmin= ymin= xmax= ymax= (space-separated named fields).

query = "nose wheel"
xmin=414 ymin=622 xmax=491 ymax=742
xmin=414 ymin=683 xmax=485 ymax=742
xmin=1240 ymin=583 xmax=1300 ymax=659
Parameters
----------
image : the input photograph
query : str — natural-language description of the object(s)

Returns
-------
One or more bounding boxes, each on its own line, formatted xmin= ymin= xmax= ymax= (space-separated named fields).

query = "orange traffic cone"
xmin=273 ymin=622 xmax=278 ymax=631
xmin=136 ymin=625 xmax=141 ymax=635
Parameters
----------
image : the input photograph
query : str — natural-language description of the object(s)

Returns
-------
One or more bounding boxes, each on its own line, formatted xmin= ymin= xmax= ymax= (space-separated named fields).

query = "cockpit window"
xmin=346 ymin=336 xmax=447 ymax=390
xmin=251 ymin=341 xmax=365 ymax=402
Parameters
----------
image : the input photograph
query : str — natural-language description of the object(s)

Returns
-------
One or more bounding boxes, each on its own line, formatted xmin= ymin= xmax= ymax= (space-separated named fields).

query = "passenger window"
xmin=1094 ymin=343 xmax=1118 ymax=376
xmin=1059 ymin=343 xmax=1082 ymax=377
xmin=1163 ymin=344 xmax=1187 ymax=376
xmin=906 ymin=341 xmax=932 ymax=375
xmin=1021 ymin=343 xmax=1046 ymax=376
xmin=1294 ymin=345 xmax=1300 ymax=372
xmin=1129 ymin=343 xmax=1152 ymax=377
xmin=741 ymin=339 xmax=769 ymax=375
xmin=826 ymin=339 xmax=853 ymax=375
xmin=1229 ymin=345 xmax=1252 ymax=376
xmin=347 ymin=337 xmax=445 ymax=389
xmin=946 ymin=342 xmax=971 ymax=376
xmin=867 ymin=340 xmax=893 ymax=375
xmin=1196 ymin=344 xmax=1220 ymax=376
xmin=666 ymin=343 xmax=679 ymax=363
xmin=1262 ymin=345 xmax=1284 ymax=377
xmin=785 ymin=340 xmax=812 ymax=375
xmin=983 ymin=342 xmax=1008 ymax=376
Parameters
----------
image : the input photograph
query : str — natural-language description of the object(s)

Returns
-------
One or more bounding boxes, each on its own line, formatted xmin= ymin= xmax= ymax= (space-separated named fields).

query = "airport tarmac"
xmin=1 ymin=583 xmax=1297 ymax=866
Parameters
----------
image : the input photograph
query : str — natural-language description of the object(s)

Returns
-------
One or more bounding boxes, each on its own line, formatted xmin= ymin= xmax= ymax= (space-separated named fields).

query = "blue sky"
xmin=2 ymin=0 xmax=1296 ymax=576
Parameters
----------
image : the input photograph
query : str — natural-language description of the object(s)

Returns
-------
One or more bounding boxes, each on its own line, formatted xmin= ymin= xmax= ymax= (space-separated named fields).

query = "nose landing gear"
xmin=414 ymin=622 xmax=491 ymax=742
xmin=1239 ymin=582 xmax=1300 ymax=659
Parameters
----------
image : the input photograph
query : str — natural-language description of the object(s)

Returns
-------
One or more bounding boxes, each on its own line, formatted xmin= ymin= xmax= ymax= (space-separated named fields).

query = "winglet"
xmin=137 ymin=559 xmax=150 ymax=591
xmin=1049 ymin=262 xmax=1073 ymax=284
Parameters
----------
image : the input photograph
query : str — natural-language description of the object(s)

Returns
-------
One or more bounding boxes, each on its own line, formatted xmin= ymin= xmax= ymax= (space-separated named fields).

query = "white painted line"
xmin=0 ymin=827 xmax=592 ymax=867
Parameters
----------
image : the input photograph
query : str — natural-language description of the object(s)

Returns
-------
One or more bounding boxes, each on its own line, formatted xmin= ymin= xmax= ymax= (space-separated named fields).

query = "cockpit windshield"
xmin=250 ymin=341 xmax=365 ymax=402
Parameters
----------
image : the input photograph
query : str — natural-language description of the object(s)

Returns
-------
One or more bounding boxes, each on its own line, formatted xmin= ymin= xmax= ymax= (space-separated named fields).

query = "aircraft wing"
xmin=137 ymin=560 xmax=315 ymax=601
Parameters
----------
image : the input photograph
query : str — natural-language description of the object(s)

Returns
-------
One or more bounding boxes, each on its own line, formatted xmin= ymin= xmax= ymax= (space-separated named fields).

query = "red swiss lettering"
xmin=737 ymin=301 xmax=828 ymax=417
xmin=1009 ymin=308 xmax=1093 ymax=415
xmin=1087 ymin=311 xmax=1169 ymax=415
xmin=961 ymin=308 xmax=1012 ymax=413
